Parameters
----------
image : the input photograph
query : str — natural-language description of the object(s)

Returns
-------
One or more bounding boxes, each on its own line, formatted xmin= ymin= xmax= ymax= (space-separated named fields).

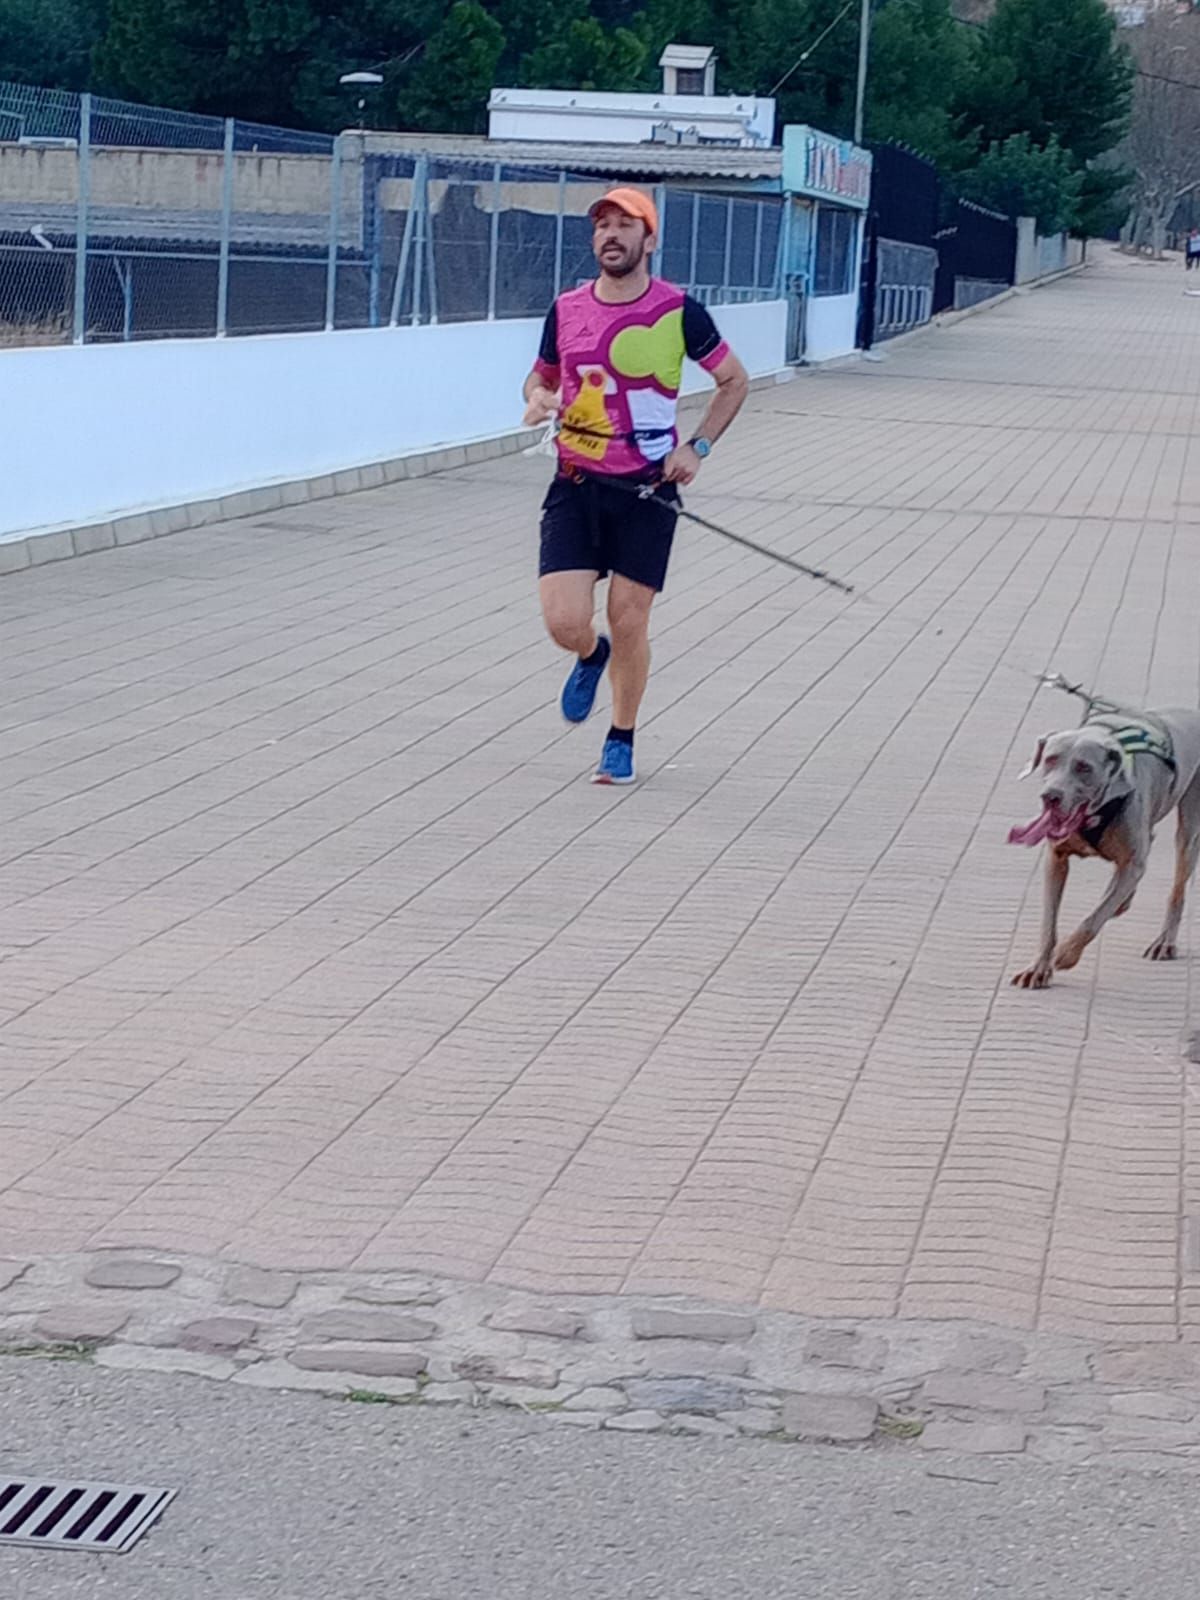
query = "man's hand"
xmin=662 ymin=443 xmax=701 ymax=486
xmin=523 ymin=385 xmax=561 ymax=428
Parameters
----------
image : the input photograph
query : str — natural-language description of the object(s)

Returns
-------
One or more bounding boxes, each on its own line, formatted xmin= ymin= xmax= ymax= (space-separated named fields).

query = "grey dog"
xmin=1009 ymin=687 xmax=1200 ymax=989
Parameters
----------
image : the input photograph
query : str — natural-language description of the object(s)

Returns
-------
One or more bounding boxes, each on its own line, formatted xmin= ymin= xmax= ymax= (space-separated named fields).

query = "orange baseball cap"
xmin=589 ymin=186 xmax=659 ymax=236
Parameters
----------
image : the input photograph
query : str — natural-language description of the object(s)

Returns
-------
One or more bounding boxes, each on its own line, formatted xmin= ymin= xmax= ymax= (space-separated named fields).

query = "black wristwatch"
xmin=689 ymin=436 xmax=713 ymax=459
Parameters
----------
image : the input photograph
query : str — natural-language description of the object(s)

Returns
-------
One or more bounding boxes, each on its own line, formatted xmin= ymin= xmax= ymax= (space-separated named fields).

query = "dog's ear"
xmin=1019 ymin=736 xmax=1048 ymax=779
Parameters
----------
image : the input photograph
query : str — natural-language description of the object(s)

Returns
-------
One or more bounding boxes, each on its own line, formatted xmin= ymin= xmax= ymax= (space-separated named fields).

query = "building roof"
xmin=362 ymin=132 xmax=782 ymax=182
xmin=658 ymin=44 xmax=716 ymax=69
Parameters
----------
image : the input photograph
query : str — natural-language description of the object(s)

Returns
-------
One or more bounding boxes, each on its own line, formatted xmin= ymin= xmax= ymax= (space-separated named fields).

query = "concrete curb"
xmin=0 ymin=369 xmax=797 ymax=579
xmin=833 ymin=261 xmax=1089 ymax=364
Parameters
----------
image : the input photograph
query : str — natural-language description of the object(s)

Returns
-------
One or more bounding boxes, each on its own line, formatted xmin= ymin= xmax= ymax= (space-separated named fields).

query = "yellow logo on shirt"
xmin=560 ymin=365 xmax=615 ymax=462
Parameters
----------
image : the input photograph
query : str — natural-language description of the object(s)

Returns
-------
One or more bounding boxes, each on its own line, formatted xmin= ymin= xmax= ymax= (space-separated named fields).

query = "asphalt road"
xmin=0 ymin=1357 xmax=1195 ymax=1600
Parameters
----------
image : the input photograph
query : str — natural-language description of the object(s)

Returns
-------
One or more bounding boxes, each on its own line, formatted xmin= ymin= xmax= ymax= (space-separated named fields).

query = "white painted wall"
xmin=1 ymin=298 xmax=787 ymax=541
xmin=1015 ymin=216 xmax=1039 ymax=286
xmin=804 ymin=292 xmax=859 ymax=362
xmin=1016 ymin=218 xmax=1085 ymax=285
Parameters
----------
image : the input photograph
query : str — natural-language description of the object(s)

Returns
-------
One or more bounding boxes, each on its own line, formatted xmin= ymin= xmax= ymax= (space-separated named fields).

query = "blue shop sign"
xmin=782 ymin=126 xmax=872 ymax=209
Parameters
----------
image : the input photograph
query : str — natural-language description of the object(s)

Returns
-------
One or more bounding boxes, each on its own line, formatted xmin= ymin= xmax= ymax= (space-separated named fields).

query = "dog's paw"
xmin=1144 ymin=937 xmax=1178 ymax=961
xmin=1053 ymin=935 xmax=1089 ymax=972
xmin=1012 ymin=962 xmax=1054 ymax=990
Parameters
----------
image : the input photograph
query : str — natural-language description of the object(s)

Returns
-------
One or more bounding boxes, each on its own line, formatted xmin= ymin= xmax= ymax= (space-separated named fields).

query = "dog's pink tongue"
xmin=1008 ymin=810 xmax=1056 ymax=847
xmin=1008 ymin=803 xmax=1091 ymax=847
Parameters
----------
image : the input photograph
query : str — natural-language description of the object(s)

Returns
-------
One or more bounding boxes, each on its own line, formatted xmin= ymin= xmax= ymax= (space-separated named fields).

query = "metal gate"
xmin=933 ymin=198 xmax=1016 ymax=313
xmin=859 ymin=142 xmax=940 ymax=348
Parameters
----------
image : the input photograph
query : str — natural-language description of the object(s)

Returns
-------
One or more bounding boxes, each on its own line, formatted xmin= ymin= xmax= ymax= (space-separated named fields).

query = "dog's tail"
xmin=1035 ymin=671 xmax=1129 ymax=722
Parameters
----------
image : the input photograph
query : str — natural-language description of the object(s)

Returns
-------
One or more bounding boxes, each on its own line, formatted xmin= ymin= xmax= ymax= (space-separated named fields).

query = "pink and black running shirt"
xmin=533 ymin=279 xmax=730 ymax=478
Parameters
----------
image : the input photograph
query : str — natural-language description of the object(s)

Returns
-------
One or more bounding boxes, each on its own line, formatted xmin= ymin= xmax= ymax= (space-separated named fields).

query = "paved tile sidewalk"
xmin=3 ymin=248 xmax=1199 ymax=1346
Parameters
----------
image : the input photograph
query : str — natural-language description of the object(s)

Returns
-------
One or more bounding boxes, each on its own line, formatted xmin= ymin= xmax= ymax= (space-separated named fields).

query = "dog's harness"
xmin=1035 ymin=675 xmax=1180 ymax=850
xmin=1085 ymin=715 xmax=1177 ymax=776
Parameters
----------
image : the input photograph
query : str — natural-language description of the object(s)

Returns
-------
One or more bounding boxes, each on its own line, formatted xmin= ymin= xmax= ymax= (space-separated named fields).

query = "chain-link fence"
xmin=1 ymin=79 xmax=785 ymax=347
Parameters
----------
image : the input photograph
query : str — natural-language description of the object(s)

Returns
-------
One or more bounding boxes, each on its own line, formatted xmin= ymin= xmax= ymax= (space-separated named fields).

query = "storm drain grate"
xmin=0 ymin=1476 xmax=176 ymax=1552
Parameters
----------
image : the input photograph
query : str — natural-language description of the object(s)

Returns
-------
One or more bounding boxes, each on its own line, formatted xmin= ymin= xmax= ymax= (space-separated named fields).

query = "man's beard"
xmin=598 ymin=246 xmax=641 ymax=277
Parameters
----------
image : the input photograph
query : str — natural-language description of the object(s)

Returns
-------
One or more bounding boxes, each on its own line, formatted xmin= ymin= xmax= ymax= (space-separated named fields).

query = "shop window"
xmin=814 ymin=208 xmax=858 ymax=297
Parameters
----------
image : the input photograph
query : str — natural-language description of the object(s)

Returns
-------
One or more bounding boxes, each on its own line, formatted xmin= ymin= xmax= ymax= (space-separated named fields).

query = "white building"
xmin=488 ymin=44 xmax=775 ymax=149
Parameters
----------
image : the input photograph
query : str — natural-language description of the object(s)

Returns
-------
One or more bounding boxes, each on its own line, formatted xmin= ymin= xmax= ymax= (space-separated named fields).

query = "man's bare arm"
xmin=694 ymin=350 xmax=750 ymax=444
xmin=663 ymin=350 xmax=750 ymax=484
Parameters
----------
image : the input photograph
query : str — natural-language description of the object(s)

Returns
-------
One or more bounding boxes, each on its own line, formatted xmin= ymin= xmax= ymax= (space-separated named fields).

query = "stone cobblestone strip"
xmin=288 ymin=1346 xmax=428 ymax=1378
xmin=631 ymin=1310 xmax=757 ymax=1343
xmin=179 ymin=1317 xmax=259 ymax=1354
xmin=30 ymin=1305 xmax=131 ymax=1344
xmin=85 ymin=1258 xmax=181 ymax=1290
xmin=5 ymin=1252 xmax=1200 ymax=1465
xmin=302 ymin=1310 xmax=438 ymax=1343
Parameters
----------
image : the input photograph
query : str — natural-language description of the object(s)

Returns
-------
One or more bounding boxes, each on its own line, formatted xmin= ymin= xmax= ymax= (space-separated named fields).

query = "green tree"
xmin=958 ymin=0 xmax=1132 ymax=166
xmin=637 ymin=0 xmax=970 ymax=160
xmin=494 ymin=0 xmax=585 ymax=78
xmin=1076 ymin=164 xmax=1129 ymax=239
xmin=95 ymin=0 xmax=324 ymax=121
xmin=401 ymin=1 xmax=504 ymax=130
xmin=293 ymin=0 xmax=441 ymax=130
xmin=866 ymin=0 xmax=972 ymax=167
xmin=0 ymin=0 xmax=104 ymax=91
xmin=958 ymin=132 xmax=1083 ymax=231
xmin=94 ymin=0 xmax=437 ymax=128
xmin=520 ymin=15 xmax=646 ymax=90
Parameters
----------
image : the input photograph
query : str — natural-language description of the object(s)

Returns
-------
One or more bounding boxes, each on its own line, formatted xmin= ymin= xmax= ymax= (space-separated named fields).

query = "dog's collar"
xmin=1085 ymin=715 xmax=1176 ymax=775
xmin=1079 ymin=792 xmax=1131 ymax=850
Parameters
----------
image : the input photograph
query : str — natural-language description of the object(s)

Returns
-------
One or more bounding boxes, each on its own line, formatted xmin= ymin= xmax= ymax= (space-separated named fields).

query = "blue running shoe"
xmin=591 ymin=736 xmax=635 ymax=785
xmin=560 ymin=634 xmax=610 ymax=723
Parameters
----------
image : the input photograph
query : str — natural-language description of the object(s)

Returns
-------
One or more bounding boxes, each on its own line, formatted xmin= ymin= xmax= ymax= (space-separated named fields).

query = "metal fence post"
xmin=368 ymin=160 xmax=383 ymax=327
xmin=324 ymin=133 xmax=343 ymax=331
xmin=425 ymin=175 xmax=439 ymax=325
xmin=553 ymin=171 xmax=565 ymax=296
xmin=688 ymin=192 xmax=700 ymax=294
xmin=487 ymin=163 xmax=501 ymax=320
xmin=723 ymin=197 xmax=734 ymax=295
xmin=411 ymin=164 xmax=425 ymax=326
xmin=778 ymin=199 xmax=792 ymax=298
xmin=753 ymin=202 xmax=764 ymax=290
xmin=112 ymin=257 xmax=133 ymax=341
xmin=654 ymin=183 xmax=666 ymax=274
xmin=72 ymin=92 xmax=91 ymax=344
xmin=389 ymin=155 xmax=423 ymax=326
xmin=216 ymin=117 xmax=234 ymax=336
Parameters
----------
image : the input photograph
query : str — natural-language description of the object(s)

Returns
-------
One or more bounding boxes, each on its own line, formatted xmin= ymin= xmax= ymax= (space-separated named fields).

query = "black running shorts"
xmin=538 ymin=472 xmax=680 ymax=594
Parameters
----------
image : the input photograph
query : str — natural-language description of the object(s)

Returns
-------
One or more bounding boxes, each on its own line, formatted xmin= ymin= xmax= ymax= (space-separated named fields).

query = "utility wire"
xmin=1135 ymin=67 xmax=1200 ymax=93
xmin=769 ymin=0 xmax=860 ymax=96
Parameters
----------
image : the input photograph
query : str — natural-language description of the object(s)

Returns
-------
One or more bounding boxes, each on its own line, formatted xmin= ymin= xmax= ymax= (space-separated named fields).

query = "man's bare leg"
xmin=541 ymin=568 xmax=613 ymax=727
xmin=540 ymin=569 xmax=599 ymax=658
xmin=607 ymin=573 xmax=656 ymax=728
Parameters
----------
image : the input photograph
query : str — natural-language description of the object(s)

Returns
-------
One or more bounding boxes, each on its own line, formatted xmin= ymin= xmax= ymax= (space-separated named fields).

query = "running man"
xmin=522 ymin=186 xmax=749 ymax=784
